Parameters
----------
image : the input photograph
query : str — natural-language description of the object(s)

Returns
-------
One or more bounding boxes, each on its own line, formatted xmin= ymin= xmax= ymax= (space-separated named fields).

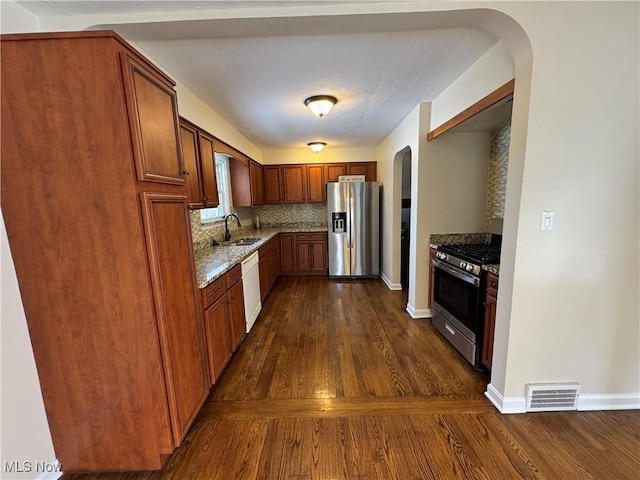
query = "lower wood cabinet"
xmin=259 ymin=235 xmax=281 ymax=301
xmin=201 ymin=264 xmax=246 ymax=385
xmin=428 ymin=247 xmax=437 ymax=309
xmin=280 ymin=232 xmax=328 ymax=276
xmin=482 ymin=272 xmax=499 ymax=370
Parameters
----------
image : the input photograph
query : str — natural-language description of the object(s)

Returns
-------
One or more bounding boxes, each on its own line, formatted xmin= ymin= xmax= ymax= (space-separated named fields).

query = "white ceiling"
xmin=16 ymin=1 xmax=501 ymax=150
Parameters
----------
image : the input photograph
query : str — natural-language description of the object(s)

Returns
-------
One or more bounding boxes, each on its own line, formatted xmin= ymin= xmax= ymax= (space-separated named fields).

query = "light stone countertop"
xmin=193 ymin=224 xmax=327 ymax=289
xmin=483 ymin=264 xmax=500 ymax=275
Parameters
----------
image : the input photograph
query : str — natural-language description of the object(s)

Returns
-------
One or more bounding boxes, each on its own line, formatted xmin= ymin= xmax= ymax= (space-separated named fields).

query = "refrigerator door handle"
xmin=347 ymin=196 xmax=354 ymax=248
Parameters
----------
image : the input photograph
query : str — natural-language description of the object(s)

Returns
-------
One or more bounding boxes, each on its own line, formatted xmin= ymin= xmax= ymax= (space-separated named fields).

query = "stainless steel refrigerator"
xmin=327 ymin=181 xmax=379 ymax=278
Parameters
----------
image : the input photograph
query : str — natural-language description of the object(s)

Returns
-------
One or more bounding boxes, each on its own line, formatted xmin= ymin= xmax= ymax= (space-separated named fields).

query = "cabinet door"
xmin=228 ymin=280 xmax=246 ymax=351
xmin=228 ymin=156 xmax=252 ymax=207
xmin=179 ymin=120 xmax=205 ymax=208
xmin=250 ymin=161 xmax=265 ymax=205
xmin=296 ymin=241 xmax=312 ymax=272
xmin=347 ymin=162 xmax=377 ymax=181
xmin=140 ymin=193 xmax=208 ymax=446
xmin=306 ymin=164 xmax=326 ymax=202
xmin=259 ymin=256 xmax=269 ymax=302
xmin=121 ymin=53 xmax=185 ymax=185
xmin=428 ymin=248 xmax=437 ymax=309
xmin=282 ymin=165 xmax=306 ymax=203
xmin=204 ymin=296 xmax=232 ymax=385
xmin=264 ymin=166 xmax=283 ymax=204
xmin=280 ymin=233 xmax=297 ymax=274
xmin=310 ymin=239 xmax=328 ymax=272
xmin=326 ymin=163 xmax=346 ymax=183
xmin=198 ymin=131 xmax=219 ymax=207
xmin=482 ymin=293 xmax=497 ymax=369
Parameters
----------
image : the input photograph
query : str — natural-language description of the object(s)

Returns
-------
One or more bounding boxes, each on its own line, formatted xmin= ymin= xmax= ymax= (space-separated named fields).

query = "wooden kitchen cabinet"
xmin=121 ymin=51 xmax=185 ymax=185
xmin=179 ymin=118 xmax=219 ymax=208
xmin=282 ymin=164 xmax=307 ymax=203
xmin=200 ymin=264 xmax=246 ymax=384
xmin=347 ymin=162 xmax=377 ymax=181
xmin=199 ymin=131 xmax=220 ymax=206
xmin=259 ymin=235 xmax=281 ymax=301
xmin=482 ymin=272 xmax=499 ymax=370
xmin=279 ymin=233 xmax=297 ymax=275
xmin=203 ymin=294 xmax=232 ymax=385
xmin=264 ymin=165 xmax=283 ymax=204
xmin=227 ymin=266 xmax=246 ymax=351
xmin=325 ymin=163 xmax=347 ymax=182
xmin=280 ymin=232 xmax=328 ymax=276
xmin=306 ymin=164 xmax=326 ymax=202
xmin=1 ymin=31 xmax=209 ymax=472
xmin=429 ymin=247 xmax=437 ymax=309
xmin=250 ymin=160 xmax=265 ymax=205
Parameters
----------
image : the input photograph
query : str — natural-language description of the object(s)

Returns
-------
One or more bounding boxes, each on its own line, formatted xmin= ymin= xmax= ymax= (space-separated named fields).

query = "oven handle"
xmin=433 ymin=259 xmax=480 ymax=287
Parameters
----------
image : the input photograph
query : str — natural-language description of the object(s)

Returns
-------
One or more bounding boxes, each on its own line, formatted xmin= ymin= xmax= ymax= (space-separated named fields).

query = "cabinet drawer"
xmin=226 ymin=264 xmax=243 ymax=289
xmin=295 ymin=232 xmax=326 ymax=241
xmin=486 ymin=273 xmax=499 ymax=297
xmin=201 ymin=276 xmax=226 ymax=308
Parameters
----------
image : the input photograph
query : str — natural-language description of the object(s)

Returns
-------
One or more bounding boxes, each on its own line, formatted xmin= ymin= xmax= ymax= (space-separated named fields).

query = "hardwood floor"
xmin=63 ymin=277 xmax=639 ymax=479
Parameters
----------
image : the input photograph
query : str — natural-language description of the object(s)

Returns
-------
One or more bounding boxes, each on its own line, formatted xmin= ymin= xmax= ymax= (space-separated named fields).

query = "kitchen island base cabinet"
xmin=1 ymin=31 xmax=208 ymax=472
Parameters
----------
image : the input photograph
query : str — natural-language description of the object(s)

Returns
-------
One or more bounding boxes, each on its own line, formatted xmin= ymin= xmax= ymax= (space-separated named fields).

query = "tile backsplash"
xmin=189 ymin=203 xmax=327 ymax=250
xmin=485 ymin=120 xmax=510 ymax=229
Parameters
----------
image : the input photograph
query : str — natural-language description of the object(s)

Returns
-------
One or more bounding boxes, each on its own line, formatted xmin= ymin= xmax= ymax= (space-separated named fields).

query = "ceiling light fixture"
xmin=304 ymin=95 xmax=337 ymax=118
xmin=307 ymin=142 xmax=327 ymax=153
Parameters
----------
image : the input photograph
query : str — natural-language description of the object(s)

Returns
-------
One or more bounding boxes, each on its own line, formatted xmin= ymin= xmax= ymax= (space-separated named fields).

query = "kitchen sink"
xmin=229 ymin=237 xmax=263 ymax=246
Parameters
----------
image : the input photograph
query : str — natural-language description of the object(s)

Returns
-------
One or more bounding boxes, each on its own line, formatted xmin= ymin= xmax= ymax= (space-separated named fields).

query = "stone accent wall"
xmin=190 ymin=203 xmax=327 ymax=250
xmin=485 ymin=120 xmax=510 ymax=229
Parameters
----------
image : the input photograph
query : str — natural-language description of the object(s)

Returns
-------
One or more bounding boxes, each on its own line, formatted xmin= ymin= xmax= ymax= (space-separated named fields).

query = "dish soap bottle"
xmin=255 ymin=215 xmax=261 ymax=229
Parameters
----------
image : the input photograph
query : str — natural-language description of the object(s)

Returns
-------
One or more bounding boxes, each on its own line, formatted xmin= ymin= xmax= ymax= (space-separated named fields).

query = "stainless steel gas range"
xmin=431 ymin=243 xmax=500 ymax=368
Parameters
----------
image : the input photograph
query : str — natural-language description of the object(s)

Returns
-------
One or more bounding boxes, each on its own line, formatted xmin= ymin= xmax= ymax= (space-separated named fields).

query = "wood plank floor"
xmin=64 ymin=277 xmax=640 ymax=479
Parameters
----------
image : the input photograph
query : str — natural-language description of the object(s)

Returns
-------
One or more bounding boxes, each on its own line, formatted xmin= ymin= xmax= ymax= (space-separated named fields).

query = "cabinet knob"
xmin=182 ymin=170 xmax=190 ymax=176
xmin=491 ymin=281 xmax=498 ymax=288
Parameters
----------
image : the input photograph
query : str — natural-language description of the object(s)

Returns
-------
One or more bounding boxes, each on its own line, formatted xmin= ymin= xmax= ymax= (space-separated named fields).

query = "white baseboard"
xmin=486 ymin=384 xmax=640 ymax=413
xmin=36 ymin=460 xmax=63 ymax=480
xmin=379 ymin=271 xmax=402 ymax=290
xmin=405 ymin=303 xmax=432 ymax=319
xmin=577 ymin=393 xmax=640 ymax=411
xmin=485 ymin=383 xmax=526 ymax=414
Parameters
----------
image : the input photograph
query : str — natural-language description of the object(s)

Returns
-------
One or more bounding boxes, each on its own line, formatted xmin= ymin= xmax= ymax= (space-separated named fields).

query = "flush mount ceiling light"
xmin=307 ymin=142 xmax=327 ymax=153
xmin=304 ymin=95 xmax=337 ymax=118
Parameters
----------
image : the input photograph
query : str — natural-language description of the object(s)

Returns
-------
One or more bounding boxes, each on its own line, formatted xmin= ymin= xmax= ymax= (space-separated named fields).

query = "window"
xmin=200 ymin=154 xmax=231 ymax=223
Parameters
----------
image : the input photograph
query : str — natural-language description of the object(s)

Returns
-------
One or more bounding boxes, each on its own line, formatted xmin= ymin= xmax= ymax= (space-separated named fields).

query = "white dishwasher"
xmin=241 ymin=251 xmax=262 ymax=333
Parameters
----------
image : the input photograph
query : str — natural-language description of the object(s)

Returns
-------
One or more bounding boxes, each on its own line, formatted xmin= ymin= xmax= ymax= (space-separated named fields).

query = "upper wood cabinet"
xmin=264 ymin=165 xmax=284 ymax=204
xmin=179 ymin=121 xmax=205 ymax=208
xmin=198 ymin=131 xmax=219 ymax=206
xmin=268 ymin=164 xmax=326 ymax=204
xmin=250 ymin=160 xmax=265 ymax=205
xmin=179 ymin=118 xmax=219 ymax=209
xmin=1 ymin=31 xmax=209 ymax=472
xmin=282 ymin=164 xmax=306 ymax=203
xmin=120 ymin=52 xmax=185 ymax=185
xmin=347 ymin=162 xmax=377 ymax=181
xmin=306 ymin=164 xmax=326 ymax=202
xmin=326 ymin=163 xmax=347 ymax=182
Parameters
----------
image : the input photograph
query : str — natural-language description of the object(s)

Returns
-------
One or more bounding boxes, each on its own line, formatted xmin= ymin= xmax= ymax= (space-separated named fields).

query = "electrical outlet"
xmin=541 ymin=211 xmax=554 ymax=231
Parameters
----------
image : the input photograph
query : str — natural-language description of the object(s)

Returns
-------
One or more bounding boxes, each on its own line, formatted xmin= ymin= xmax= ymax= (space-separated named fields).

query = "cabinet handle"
xmin=182 ymin=170 xmax=190 ymax=176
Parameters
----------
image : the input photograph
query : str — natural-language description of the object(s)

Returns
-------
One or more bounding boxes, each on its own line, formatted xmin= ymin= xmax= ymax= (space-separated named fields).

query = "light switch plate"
xmin=541 ymin=211 xmax=554 ymax=231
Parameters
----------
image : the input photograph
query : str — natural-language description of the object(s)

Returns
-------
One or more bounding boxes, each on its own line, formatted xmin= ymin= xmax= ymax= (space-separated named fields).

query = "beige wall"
xmin=261 ymin=147 xmax=376 ymax=165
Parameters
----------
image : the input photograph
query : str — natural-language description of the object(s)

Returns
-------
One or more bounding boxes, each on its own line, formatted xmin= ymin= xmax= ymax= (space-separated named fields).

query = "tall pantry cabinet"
xmin=1 ymin=32 xmax=208 ymax=472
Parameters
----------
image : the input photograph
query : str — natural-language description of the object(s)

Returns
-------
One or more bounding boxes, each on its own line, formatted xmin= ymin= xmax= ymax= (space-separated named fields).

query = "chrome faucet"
xmin=224 ymin=213 xmax=241 ymax=241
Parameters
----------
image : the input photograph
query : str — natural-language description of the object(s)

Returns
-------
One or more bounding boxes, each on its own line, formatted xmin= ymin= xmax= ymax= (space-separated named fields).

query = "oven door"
xmin=432 ymin=259 xmax=483 ymax=339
